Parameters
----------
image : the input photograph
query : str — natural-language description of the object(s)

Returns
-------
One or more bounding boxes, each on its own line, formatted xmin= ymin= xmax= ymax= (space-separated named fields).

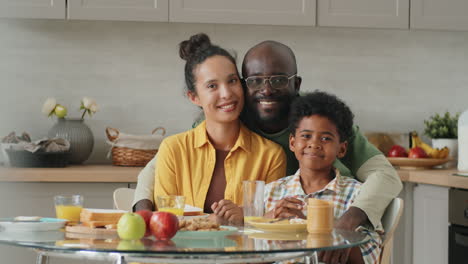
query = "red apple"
xmin=408 ymin=147 xmax=428 ymax=158
xmin=150 ymin=212 xmax=179 ymax=240
xmin=387 ymin=145 xmax=408 ymax=157
xmin=135 ymin=210 xmax=153 ymax=237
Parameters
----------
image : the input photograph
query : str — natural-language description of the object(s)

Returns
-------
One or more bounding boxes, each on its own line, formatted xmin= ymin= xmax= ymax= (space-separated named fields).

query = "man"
xmin=134 ymin=40 xmax=402 ymax=234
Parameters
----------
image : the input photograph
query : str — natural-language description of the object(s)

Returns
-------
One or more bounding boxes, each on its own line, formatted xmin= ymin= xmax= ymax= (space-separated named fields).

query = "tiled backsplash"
xmin=0 ymin=19 xmax=466 ymax=163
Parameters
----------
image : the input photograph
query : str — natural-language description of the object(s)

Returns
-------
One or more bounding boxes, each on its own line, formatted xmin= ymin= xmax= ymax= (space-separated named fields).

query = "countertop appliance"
xmin=449 ymin=188 xmax=468 ymax=263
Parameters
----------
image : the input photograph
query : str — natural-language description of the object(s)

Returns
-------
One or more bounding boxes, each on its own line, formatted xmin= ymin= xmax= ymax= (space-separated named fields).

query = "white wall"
xmin=1 ymin=19 xmax=467 ymax=164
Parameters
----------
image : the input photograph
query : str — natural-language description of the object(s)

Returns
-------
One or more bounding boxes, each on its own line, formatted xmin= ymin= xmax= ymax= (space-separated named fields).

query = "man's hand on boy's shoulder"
xmin=334 ymin=206 xmax=369 ymax=231
xmin=265 ymin=197 xmax=306 ymax=219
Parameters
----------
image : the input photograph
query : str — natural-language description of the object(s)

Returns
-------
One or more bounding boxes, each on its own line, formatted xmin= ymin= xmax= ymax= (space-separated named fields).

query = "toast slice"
xmin=80 ymin=208 xmax=126 ymax=222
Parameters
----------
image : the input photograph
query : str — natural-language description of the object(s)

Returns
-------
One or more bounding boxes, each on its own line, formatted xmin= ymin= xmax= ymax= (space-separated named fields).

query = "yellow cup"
xmin=307 ymin=198 xmax=334 ymax=234
xmin=54 ymin=195 xmax=83 ymax=222
xmin=156 ymin=195 xmax=185 ymax=216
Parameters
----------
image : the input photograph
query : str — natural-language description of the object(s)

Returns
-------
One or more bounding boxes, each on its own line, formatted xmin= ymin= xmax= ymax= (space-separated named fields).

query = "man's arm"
xmin=132 ymin=155 xmax=157 ymax=212
xmin=350 ymin=154 xmax=402 ymax=228
xmin=337 ymin=126 xmax=402 ymax=229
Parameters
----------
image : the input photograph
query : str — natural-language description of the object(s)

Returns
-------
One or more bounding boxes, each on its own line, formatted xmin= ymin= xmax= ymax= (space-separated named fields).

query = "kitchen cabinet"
xmin=411 ymin=0 xmax=468 ymax=31
xmin=169 ymin=0 xmax=316 ymax=26
xmin=413 ymin=184 xmax=449 ymax=264
xmin=317 ymin=0 xmax=409 ymax=29
xmin=392 ymin=182 xmax=415 ymax=264
xmin=0 ymin=0 xmax=66 ymax=19
xmin=68 ymin=0 xmax=169 ymax=22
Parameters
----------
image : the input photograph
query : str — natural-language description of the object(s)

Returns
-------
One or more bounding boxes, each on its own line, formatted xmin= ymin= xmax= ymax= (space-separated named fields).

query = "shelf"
xmin=1 ymin=165 xmax=467 ymax=189
xmin=0 ymin=165 xmax=140 ymax=183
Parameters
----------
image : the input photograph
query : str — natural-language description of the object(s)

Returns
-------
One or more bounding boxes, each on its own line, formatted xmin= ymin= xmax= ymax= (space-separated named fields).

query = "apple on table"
xmin=135 ymin=210 xmax=153 ymax=237
xmin=150 ymin=211 xmax=179 ymax=240
xmin=117 ymin=212 xmax=146 ymax=240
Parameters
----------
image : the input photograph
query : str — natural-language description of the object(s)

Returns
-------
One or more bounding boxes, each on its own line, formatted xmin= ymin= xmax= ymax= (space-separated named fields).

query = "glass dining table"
xmin=0 ymin=227 xmax=371 ymax=264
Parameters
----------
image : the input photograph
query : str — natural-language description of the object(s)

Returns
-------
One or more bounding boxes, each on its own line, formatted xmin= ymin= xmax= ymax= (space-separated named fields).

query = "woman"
xmin=154 ymin=33 xmax=286 ymax=224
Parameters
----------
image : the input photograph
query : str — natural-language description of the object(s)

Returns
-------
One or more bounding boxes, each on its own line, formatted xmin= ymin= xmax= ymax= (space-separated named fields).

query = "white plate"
xmin=0 ymin=218 xmax=67 ymax=232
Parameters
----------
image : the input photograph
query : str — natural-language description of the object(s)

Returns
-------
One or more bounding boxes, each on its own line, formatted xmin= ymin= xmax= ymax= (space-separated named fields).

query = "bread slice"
xmin=80 ymin=208 xmax=126 ymax=222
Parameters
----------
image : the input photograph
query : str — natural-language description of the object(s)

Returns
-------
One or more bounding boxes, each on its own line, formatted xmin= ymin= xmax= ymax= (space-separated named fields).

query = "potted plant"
xmin=424 ymin=111 xmax=460 ymax=167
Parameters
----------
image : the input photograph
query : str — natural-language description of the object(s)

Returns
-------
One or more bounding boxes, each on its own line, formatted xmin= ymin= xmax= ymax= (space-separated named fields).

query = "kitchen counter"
xmin=0 ymin=165 xmax=140 ymax=182
xmin=397 ymin=168 xmax=468 ymax=189
xmin=0 ymin=165 xmax=467 ymax=189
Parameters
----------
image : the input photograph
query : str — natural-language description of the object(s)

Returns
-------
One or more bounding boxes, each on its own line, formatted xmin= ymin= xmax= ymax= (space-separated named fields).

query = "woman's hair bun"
xmin=179 ymin=33 xmax=212 ymax=61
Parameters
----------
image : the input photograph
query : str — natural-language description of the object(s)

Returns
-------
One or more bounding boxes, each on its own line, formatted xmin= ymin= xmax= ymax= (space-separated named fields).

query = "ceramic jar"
xmin=48 ymin=118 xmax=94 ymax=164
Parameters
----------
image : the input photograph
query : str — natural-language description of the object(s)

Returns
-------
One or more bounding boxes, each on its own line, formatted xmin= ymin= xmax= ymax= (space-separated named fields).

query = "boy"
xmin=264 ymin=91 xmax=382 ymax=264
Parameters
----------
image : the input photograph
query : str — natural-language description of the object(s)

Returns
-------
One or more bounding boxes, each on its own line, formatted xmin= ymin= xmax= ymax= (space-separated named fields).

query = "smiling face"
xmin=289 ymin=115 xmax=347 ymax=172
xmin=242 ymin=43 xmax=301 ymax=131
xmin=187 ymin=55 xmax=244 ymax=124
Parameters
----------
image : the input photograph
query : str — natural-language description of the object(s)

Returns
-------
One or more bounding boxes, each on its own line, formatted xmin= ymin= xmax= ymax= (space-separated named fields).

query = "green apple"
xmin=117 ymin=240 xmax=145 ymax=251
xmin=117 ymin=213 xmax=146 ymax=240
xmin=54 ymin=104 xmax=68 ymax=118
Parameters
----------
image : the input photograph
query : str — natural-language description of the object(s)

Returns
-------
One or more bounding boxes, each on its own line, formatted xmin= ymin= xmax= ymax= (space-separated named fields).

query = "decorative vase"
xmin=48 ymin=118 xmax=94 ymax=164
xmin=432 ymin=138 xmax=458 ymax=169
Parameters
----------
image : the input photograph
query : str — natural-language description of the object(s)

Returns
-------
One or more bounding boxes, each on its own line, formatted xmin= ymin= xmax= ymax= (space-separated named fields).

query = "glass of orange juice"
xmin=243 ymin=180 xmax=265 ymax=224
xmin=156 ymin=195 xmax=185 ymax=216
xmin=54 ymin=195 xmax=83 ymax=223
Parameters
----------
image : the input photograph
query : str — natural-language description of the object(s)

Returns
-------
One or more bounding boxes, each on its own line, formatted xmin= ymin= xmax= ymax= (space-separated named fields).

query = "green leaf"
xmin=424 ymin=111 xmax=459 ymax=138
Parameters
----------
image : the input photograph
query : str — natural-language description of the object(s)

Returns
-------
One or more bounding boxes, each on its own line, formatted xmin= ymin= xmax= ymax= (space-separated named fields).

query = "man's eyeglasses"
xmin=244 ymin=74 xmax=297 ymax=92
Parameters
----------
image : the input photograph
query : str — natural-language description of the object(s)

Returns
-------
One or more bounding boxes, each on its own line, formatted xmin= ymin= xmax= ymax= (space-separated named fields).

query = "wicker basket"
xmin=106 ymin=127 xmax=166 ymax=167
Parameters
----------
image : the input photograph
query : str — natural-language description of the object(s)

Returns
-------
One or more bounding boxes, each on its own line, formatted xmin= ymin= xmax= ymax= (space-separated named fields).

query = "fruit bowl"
xmin=387 ymin=157 xmax=451 ymax=170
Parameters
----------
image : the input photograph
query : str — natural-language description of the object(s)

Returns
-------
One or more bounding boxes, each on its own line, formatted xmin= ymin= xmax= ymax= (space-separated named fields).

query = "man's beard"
xmin=246 ymin=94 xmax=295 ymax=128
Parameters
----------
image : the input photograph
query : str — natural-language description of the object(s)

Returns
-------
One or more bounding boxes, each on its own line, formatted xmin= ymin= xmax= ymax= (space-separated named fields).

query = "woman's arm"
xmin=132 ymin=155 xmax=157 ymax=212
xmin=265 ymin=148 xmax=287 ymax=184
xmin=350 ymin=154 xmax=402 ymax=228
xmin=154 ymin=140 xmax=178 ymax=202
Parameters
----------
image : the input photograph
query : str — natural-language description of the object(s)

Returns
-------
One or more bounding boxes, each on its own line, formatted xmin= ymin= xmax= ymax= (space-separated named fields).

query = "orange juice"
xmin=159 ymin=207 xmax=184 ymax=216
xmin=55 ymin=205 xmax=83 ymax=222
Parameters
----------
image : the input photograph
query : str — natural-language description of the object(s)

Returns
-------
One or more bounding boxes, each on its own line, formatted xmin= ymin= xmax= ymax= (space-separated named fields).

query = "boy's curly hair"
xmin=288 ymin=91 xmax=354 ymax=142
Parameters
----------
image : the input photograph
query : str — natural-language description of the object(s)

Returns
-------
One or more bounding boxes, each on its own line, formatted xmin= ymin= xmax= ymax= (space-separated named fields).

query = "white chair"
xmin=113 ymin=188 xmax=135 ymax=211
xmin=379 ymin=197 xmax=404 ymax=264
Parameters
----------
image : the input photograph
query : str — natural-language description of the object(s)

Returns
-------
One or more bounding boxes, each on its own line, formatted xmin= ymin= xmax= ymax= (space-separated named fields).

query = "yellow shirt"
xmin=154 ymin=121 xmax=286 ymax=209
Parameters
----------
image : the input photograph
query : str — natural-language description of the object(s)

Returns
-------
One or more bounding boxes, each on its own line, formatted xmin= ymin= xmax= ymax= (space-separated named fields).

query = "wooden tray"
xmin=387 ymin=157 xmax=450 ymax=170
xmin=65 ymin=225 xmax=117 ymax=237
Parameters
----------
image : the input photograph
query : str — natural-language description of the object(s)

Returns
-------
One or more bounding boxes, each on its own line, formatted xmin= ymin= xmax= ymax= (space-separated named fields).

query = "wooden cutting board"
xmin=65 ymin=225 xmax=117 ymax=236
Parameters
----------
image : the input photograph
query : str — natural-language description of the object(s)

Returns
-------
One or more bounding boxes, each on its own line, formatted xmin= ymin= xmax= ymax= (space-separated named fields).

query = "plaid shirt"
xmin=264 ymin=169 xmax=382 ymax=264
